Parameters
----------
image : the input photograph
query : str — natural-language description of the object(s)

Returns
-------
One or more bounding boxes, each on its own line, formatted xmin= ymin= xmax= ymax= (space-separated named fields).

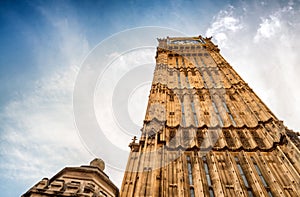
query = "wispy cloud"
xmin=0 ymin=64 xmax=91 ymax=183
xmin=206 ymin=5 xmax=244 ymax=47
xmin=254 ymin=3 xmax=294 ymax=42
xmin=0 ymin=4 xmax=92 ymax=193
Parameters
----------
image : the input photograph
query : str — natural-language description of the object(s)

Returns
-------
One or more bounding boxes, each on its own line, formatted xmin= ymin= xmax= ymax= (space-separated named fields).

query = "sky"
xmin=1 ymin=0 xmax=300 ymax=196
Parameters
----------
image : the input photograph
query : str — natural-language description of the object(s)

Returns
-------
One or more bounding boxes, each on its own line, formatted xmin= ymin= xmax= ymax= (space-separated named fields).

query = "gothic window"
xmin=186 ymin=75 xmax=190 ymax=88
xmin=229 ymin=114 xmax=236 ymax=126
xmin=234 ymin=156 xmax=254 ymax=197
xmin=222 ymin=101 xmax=230 ymax=113
xmin=222 ymin=101 xmax=236 ymax=126
xmin=191 ymin=100 xmax=198 ymax=126
xmin=190 ymin=188 xmax=195 ymax=197
xmin=212 ymin=101 xmax=223 ymax=127
xmin=202 ymin=156 xmax=214 ymax=197
xmin=187 ymin=155 xmax=195 ymax=197
xmin=181 ymin=102 xmax=186 ymax=126
xmin=251 ymin=157 xmax=273 ymax=197
xmin=178 ymin=73 xmax=181 ymax=88
xmin=187 ymin=156 xmax=193 ymax=185
xmin=200 ymin=57 xmax=207 ymax=68
xmin=208 ymin=71 xmax=216 ymax=87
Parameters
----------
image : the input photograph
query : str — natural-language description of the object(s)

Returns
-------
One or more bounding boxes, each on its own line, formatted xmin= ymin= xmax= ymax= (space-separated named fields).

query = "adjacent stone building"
xmin=22 ymin=158 xmax=119 ymax=197
xmin=120 ymin=36 xmax=300 ymax=196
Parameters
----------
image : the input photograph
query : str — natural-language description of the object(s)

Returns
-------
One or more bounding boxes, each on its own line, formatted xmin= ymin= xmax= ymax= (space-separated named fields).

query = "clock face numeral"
xmin=171 ymin=40 xmax=200 ymax=44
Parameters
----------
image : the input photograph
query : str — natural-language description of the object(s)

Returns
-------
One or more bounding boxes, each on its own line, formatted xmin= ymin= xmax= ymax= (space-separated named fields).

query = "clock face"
xmin=171 ymin=40 xmax=200 ymax=44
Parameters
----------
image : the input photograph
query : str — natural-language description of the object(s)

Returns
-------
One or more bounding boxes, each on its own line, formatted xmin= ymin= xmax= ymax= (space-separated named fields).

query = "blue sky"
xmin=1 ymin=0 xmax=300 ymax=196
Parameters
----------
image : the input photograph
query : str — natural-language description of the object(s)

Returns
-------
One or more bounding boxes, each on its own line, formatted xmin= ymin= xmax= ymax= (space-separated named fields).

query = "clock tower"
xmin=120 ymin=36 xmax=300 ymax=196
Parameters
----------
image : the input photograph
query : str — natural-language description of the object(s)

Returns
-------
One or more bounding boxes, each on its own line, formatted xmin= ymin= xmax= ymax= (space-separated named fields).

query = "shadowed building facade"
xmin=120 ymin=36 xmax=300 ymax=196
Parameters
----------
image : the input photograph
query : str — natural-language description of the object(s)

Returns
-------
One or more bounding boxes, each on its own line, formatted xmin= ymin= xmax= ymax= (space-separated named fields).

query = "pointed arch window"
xmin=203 ymin=156 xmax=214 ymax=197
xmin=187 ymin=155 xmax=195 ymax=197
xmin=251 ymin=157 xmax=273 ymax=197
xmin=222 ymin=100 xmax=236 ymax=126
xmin=212 ymin=101 xmax=224 ymax=127
xmin=181 ymin=101 xmax=186 ymax=126
xmin=234 ymin=156 xmax=254 ymax=197
xmin=191 ymin=99 xmax=198 ymax=126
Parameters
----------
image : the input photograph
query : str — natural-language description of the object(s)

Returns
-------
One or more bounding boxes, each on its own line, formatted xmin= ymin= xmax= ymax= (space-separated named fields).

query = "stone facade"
xmin=120 ymin=36 xmax=300 ymax=196
xmin=22 ymin=158 xmax=119 ymax=197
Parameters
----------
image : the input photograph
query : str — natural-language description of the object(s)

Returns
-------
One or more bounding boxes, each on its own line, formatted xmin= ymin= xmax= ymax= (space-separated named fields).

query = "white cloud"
xmin=0 ymin=64 xmax=92 ymax=185
xmin=0 ymin=6 xmax=94 ymax=192
xmin=254 ymin=3 xmax=294 ymax=42
xmin=206 ymin=5 xmax=244 ymax=47
xmin=254 ymin=15 xmax=281 ymax=42
xmin=94 ymin=49 xmax=154 ymax=151
xmin=35 ymin=5 xmax=90 ymax=71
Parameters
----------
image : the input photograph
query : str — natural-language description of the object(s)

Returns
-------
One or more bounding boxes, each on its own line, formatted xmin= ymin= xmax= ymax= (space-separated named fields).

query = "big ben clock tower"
xmin=120 ymin=36 xmax=300 ymax=196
